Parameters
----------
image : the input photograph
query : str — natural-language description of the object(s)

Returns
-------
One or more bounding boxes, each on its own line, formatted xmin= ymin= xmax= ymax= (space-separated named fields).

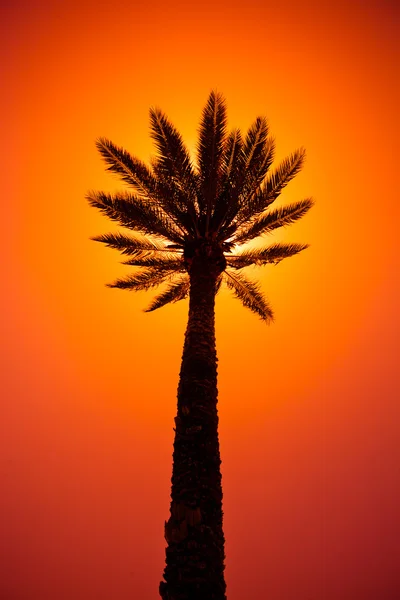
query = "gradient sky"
xmin=1 ymin=1 xmax=399 ymax=599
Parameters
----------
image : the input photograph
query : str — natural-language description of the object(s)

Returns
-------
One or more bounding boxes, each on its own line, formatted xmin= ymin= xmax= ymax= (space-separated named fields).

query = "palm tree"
xmin=87 ymin=91 xmax=313 ymax=600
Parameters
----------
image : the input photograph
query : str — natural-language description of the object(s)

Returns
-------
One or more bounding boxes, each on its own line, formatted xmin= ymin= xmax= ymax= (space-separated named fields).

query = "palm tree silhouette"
xmin=87 ymin=91 xmax=313 ymax=600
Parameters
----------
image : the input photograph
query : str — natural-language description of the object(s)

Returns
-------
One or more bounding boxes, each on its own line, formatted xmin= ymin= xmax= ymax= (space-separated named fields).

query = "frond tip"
xmin=223 ymin=270 xmax=274 ymax=322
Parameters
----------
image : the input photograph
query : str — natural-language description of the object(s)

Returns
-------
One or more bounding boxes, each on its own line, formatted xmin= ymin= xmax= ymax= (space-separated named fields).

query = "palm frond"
xmin=96 ymin=138 xmax=197 ymax=235
xmin=215 ymin=119 xmax=274 ymax=235
xmin=240 ymin=136 xmax=275 ymax=202
xmin=107 ymin=266 xmax=178 ymax=291
xmin=227 ymin=242 xmax=309 ymax=268
xmin=90 ymin=231 xmax=175 ymax=256
xmin=121 ymin=255 xmax=184 ymax=269
xmin=233 ymin=198 xmax=314 ymax=244
xmin=223 ymin=270 xmax=273 ymax=322
xmin=95 ymin=138 xmax=155 ymax=196
xmin=149 ymin=107 xmax=198 ymax=206
xmin=144 ymin=275 xmax=190 ymax=312
xmin=229 ymin=117 xmax=270 ymax=205
xmin=240 ymin=117 xmax=271 ymax=190
xmin=86 ymin=190 xmax=185 ymax=244
xmin=263 ymin=148 xmax=306 ymax=200
xmin=211 ymin=129 xmax=244 ymax=231
xmin=150 ymin=160 xmax=200 ymax=235
xmin=235 ymin=148 xmax=306 ymax=224
xmin=197 ymin=91 xmax=227 ymax=224
xmin=221 ymin=129 xmax=243 ymax=182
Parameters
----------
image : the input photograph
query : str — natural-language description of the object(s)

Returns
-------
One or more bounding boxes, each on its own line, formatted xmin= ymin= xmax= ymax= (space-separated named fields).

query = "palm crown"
xmin=87 ymin=91 xmax=313 ymax=320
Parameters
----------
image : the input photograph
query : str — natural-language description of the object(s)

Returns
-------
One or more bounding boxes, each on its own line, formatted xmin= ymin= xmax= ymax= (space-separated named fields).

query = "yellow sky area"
xmin=4 ymin=0 xmax=398 ymax=429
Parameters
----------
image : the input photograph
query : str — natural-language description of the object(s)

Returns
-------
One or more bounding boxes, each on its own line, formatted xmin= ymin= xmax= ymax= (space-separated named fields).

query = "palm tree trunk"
xmin=159 ymin=254 xmax=226 ymax=600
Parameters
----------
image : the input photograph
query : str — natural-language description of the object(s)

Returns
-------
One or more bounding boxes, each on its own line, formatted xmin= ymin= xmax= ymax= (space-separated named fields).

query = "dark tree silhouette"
xmin=87 ymin=91 xmax=313 ymax=600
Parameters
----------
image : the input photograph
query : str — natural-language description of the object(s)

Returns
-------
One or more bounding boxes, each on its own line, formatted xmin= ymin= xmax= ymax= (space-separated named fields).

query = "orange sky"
xmin=1 ymin=1 xmax=399 ymax=598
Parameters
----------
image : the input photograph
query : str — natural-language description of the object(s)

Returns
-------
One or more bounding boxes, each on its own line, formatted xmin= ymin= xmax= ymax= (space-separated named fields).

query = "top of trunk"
xmin=184 ymin=239 xmax=227 ymax=277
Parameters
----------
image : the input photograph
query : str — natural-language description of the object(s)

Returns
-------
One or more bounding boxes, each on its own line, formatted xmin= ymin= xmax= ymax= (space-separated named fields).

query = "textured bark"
xmin=159 ymin=249 xmax=227 ymax=600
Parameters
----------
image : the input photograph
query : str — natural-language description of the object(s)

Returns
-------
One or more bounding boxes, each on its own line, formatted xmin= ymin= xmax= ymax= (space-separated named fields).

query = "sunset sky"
xmin=1 ymin=0 xmax=399 ymax=598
